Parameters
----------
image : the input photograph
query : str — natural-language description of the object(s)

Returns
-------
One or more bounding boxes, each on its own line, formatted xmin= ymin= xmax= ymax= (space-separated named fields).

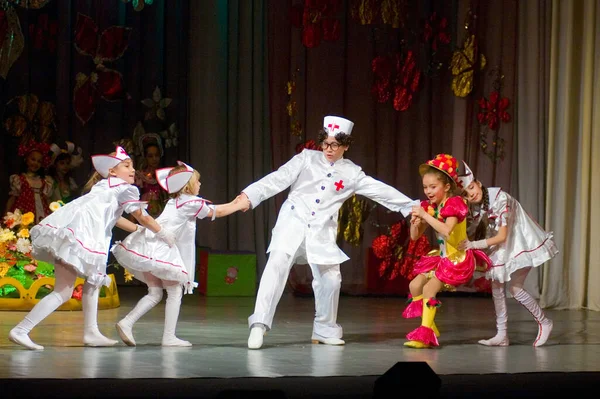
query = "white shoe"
xmin=116 ymin=320 xmax=136 ymax=347
xmin=83 ymin=329 xmax=118 ymax=347
xmin=248 ymin=325 xmax=266 ymax=349
xmin=311 ymin=334 xmax=345 ymax=346
xmin=9 ymin=328 xmax=44 ymax=350
xmin=162 ymin=336 xmax=192 ymax=347
xmin=534 ymin=319 xmax=553 ymax=347
xmin=478 ymin=335 xmax=510 ymax=347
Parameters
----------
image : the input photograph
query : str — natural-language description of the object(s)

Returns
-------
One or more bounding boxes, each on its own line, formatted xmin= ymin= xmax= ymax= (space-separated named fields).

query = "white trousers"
xmin=248 ymin=250 xmax=343 ymax=339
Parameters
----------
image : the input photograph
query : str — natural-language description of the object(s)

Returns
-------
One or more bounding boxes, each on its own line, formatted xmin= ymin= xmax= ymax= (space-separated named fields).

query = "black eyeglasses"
xmin=321 ymin=142 xmax=341 ymax=150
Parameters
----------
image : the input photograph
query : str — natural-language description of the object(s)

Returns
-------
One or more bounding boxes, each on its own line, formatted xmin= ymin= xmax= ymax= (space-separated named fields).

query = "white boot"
xmin=248 ymin=323 xmax=267 ymax=349
xmin=82 ymin=283 xmax=118 ymax=347
xmin=478 ymin=283 xmax=509 ymax=347
xmin=513 ymin=288 xmax=553 ymax=347
xmin=116 ymin=287 xmax=163 ymax=347
xmin=162 ymin=285 xmax=191 ymax=347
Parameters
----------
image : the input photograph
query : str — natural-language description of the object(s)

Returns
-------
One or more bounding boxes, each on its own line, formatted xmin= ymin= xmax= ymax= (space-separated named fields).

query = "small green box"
xmin=197 ymin=249 xmax=257 ymax=296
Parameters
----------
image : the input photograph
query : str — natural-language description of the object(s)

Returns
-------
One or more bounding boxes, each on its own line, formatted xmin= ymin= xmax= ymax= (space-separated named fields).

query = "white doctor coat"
xmin=242 ymin=149 xmax=417 ymax=265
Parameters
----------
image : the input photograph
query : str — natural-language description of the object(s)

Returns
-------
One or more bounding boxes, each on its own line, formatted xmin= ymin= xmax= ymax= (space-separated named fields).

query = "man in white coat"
xmin=240 ymin=115 xmax=418 ymax=349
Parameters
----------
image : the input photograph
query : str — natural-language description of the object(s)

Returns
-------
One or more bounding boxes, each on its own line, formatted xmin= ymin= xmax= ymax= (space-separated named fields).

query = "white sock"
xmin=513 ymin=288 xmax=553 ymax=346
xmin=82 ymin=282 xmax=118 ymax=346
xmin=117 ymin=287 xmax=163 ymax=346
xmin=162 ymin=285 xmax=190 ymax=347
xmin=9 ymin=292 xmax=66 ymax=350
xmin=479 ymin=283 xmax=509 ymax=346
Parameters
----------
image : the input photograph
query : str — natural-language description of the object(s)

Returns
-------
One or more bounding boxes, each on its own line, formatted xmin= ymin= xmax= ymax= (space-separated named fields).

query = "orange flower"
xmin=21 ymin=212 xmax=35 ymax=226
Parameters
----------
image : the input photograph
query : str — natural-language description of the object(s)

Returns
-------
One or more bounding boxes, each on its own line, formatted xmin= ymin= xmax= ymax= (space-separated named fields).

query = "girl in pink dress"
xmin=403 ymin=154 xmax=491 ymax=349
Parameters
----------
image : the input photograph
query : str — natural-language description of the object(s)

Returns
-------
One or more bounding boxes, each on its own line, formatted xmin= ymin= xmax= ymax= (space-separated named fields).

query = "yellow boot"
xmin=403 ymin=294 xmax=439 ymax=335
xmin=404 ymin=298 xmax=440 ymax=348
xmin=432 ymin=321 xmax=440 ymax=337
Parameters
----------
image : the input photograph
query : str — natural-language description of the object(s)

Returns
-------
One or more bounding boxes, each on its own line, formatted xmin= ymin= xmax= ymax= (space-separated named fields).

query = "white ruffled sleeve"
xmin=8 ymin=174 xmax=21 ymax=197
xmin=181 ymin=198 xmax=211 ymax=220
xmin=118 ymin=184 xmax=148 ymax=214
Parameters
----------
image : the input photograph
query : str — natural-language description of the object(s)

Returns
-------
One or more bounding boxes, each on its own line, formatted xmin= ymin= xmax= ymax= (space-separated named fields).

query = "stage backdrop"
xmin=2 ymin=0 xmax=558 ymax=299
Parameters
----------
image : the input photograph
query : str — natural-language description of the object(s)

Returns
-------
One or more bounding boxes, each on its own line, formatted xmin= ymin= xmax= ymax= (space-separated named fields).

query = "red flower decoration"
xmin=290 ymin=0 xmax=342 ymax=48
xmin=426 ymin=297 xmax=442 ymax=308
xmin=371 ymin=51 xmax=421 ymax=112
xmin=29 ymin=14 xmax=58 ymax=53
xmin=423 ymin=12 xmax=450 ymax=52
xmin=371 ymin=220 xmax=431 ymax=281
xmin=71 ymin=284 xmax=83 ymax=301
xmin=477 ymin=91 xmax=511 ymax=131
xmin=295 ymin=139 xmax=322 ymax=154
xmin=371 ymin=56 xmax=393 ymax=103
xmin=372 ymin=234 xmax=394 ymax=259
xmin=73 ymin=14 xmax=132 ymax=125
xmin=473 ymin=276 xmax=491 ymax=293
xmin=397 ymin=235 xmax=430 ymax=280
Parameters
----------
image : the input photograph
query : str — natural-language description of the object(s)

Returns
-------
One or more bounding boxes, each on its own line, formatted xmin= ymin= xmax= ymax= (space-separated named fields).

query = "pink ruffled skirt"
xmin=413 ymin=249 xmax=492 ymax=287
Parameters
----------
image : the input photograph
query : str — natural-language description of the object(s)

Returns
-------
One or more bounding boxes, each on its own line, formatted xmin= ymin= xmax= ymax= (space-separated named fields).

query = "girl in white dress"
xmin=8 ymin=146 xmax=176 ymax=350
xmin=458 ymin=161 xmax=558 ymax=347
xmin=111 ymin=161 xmax=250 ymax=347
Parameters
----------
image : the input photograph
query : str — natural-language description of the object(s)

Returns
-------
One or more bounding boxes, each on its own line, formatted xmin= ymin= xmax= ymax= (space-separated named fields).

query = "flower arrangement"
xmin=0 ymin=205 xmax=106 ymax=301
xmin=0 ymin=209 xmax=54 ymax=298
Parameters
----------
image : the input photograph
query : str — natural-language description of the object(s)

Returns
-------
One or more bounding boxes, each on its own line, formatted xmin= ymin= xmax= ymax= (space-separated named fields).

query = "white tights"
xmin=9 ymin=261 xmax=117 ymax=350
xmin=479 ymin=267 xmax=552 ymax=347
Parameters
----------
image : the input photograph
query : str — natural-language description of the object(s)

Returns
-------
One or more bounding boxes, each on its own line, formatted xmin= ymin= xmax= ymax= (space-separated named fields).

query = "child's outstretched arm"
xmin=459 ymin=225 xmax=508 ymax=250
xmin=115 ymin=217 xmax=139 ymax=233
xmin=207 ymin=195 xmax=251 ymax=219
xmin=129 ymin=209 xmax=176 ymax=246
xmin=410 ymin=213 xmax=428 ymax=240
xmin=413 ymin=205 xmax=458 ymax=239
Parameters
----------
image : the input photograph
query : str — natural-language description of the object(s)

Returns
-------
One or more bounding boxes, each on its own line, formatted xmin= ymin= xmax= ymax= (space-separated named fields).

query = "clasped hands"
xmin=232 ymin=192 xmax=251 ymax=212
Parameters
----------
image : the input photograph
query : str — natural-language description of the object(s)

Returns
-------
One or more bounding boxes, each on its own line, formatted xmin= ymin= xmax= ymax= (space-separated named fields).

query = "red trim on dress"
xmin=116 ymin=243 xmax=188 ymax=273
xmin=41 ymin=223 xmax=107 ymax=255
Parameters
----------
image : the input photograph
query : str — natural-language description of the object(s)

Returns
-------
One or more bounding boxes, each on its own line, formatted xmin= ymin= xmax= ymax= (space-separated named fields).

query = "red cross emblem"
xmin=116 ymin=146 xmax=128 ymax=158
xmin=334 ymin=180 xmax=344 ymax=191
xmin=327 ymin=123 xmax=340 ymax=133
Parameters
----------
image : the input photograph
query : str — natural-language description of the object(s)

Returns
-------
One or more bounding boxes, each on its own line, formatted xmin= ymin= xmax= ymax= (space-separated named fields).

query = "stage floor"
xmin=1 ymin=286 xmax=599 ymax=397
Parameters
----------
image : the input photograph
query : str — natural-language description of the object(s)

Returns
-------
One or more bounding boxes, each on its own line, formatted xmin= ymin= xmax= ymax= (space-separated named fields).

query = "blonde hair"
xmin=168 ymin=165 xmax=200 ymax=198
